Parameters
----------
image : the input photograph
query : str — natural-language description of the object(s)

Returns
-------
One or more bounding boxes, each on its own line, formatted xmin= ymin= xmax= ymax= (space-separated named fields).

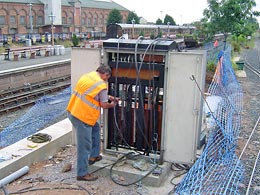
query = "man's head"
xmin=96 ymin=65 xmax=111 ymax=81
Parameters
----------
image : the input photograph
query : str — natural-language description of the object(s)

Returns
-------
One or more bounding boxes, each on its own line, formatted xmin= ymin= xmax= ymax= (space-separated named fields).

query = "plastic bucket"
xmin=54 ymin=45 xmax=60 ymax=55
xmin=236 ymin=61 xmax=244 ymax=70
xmin=48 ymin=45 xmax=54 ymax=56
xmin=26 ymin=39 xmax=31 ymax=47
xmin=59 ymin=45 xmax=65 ymax=55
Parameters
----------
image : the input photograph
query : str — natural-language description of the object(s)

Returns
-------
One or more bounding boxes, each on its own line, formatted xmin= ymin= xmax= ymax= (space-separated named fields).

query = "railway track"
xmin=0 ymin=76 xmax=71 ymax=114
xmin=245 ymin=61 xmax=260 ymax=78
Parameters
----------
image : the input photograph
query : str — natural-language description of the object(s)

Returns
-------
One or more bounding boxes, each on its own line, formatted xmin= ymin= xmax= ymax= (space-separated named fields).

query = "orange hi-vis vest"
xmin=67 ymin=71 xmax=107 ymax=126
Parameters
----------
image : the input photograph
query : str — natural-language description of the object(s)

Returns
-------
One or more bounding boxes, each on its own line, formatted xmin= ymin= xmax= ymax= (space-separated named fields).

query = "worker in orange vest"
xmin=67 ymin=65 xmax=119 ymax=181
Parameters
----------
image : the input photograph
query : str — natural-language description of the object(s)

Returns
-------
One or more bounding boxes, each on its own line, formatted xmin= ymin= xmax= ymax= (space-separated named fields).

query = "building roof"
xmin=80 ymin=0 xmax=128 ymax=10
xmin=0 ymin=0 xmax=128 ymax=11
xmin=0 ymin=0 xmax=42 ymax=4
xmin=118 ymin=23 xmax=196 ymax=30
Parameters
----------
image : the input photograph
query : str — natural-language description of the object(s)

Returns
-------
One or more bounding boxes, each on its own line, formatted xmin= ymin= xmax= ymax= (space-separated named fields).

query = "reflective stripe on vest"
xmin=72 ymin=80 xmax=105 ymax=110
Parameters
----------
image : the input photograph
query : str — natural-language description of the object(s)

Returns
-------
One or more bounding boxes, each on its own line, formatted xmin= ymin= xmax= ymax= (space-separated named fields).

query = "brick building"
xmin=0 ymin=0 xmax=129 ymax=36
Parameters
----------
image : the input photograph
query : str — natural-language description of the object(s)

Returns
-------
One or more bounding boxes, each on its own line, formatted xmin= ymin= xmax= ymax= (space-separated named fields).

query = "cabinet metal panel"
xmin=163 ymin=51 xmax=206 ymax=164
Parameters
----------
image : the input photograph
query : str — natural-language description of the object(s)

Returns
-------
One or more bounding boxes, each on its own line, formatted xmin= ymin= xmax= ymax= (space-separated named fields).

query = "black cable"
xmin=9 ymin=183 xmax=92 ymax=195
xmin=109 ymin=152 xmax=158 ymax=186
xmin=133 ymin=38 xmax=164 ymax=154
xmin=167 ymin=163 xmax=190 ymax=195
xmin=110 ymin=36 xmax=134 ymax=149
xmin=171 ymin=163 xmax=190 ymax=171
xmin=110 ymin=38 xmax=169 ymax=158
xmin=110 ymin=36 xmax=152 ymax=152
xmin=27 ymin=133 xmax=52 ymax=143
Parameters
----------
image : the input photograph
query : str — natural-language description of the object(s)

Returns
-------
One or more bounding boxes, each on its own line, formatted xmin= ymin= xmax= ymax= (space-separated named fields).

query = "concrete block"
xmin=89 ymin=154 xmax=171 ymax=187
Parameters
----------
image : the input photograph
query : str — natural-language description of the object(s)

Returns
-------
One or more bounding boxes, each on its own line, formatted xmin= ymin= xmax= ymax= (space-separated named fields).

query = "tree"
xmin=127 ymin=11 xmax=140 ymax=24
xmin=72 ymin=33 xmax=79 ymax=47
xmin=202 ymin=0 xmax=260 ymax=43
xmin=156 ymin=18 xmax=163 ymax=24
xmin=163 ymin=14 xmax=176 ymax=25
xmin=234 ymin=17 xmax=259 ymax=38
xmin=107 ymin=9 xmax=123 ymax=24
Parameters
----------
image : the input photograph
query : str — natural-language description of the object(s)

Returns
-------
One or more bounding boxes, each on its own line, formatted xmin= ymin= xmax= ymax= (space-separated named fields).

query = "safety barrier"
xmin=175 ymin=44 xmax=244 ymax=194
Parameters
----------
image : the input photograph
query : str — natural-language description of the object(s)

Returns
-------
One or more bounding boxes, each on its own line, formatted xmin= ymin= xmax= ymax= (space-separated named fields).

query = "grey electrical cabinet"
xmin=70 ymin=42 xmax=206 ymax=165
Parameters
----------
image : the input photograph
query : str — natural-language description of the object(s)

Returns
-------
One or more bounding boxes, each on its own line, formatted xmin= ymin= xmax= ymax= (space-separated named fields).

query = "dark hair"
xmin=96 ymin=65 xmax=111 ymax=74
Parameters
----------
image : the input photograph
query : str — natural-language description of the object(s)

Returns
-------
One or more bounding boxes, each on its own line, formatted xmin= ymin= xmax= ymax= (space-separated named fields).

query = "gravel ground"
xmin=236 ymin=37 xmax=260 ymax=195
xmin=0 ymin=39 xmax=260 ymax=195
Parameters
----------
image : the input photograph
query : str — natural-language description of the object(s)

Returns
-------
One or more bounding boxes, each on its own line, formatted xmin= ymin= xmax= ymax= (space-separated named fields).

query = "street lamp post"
xmin=29 ymin=3 xmax=33 ymax=36
xmin=167 ymin=21 xmax=170 ymax=38
xmin=131 ymin=18 xmax=135 ymax=39
xmin=48 ymin=12 xmax=55 ymax=46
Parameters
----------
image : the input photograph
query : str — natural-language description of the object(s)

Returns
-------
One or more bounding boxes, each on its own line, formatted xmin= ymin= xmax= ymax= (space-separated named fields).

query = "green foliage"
xmin=158 ymin=31 xmax=162 ymax=38
xmin=231 ymin=41 xmax=241 ymax=53
xmin=127 ymin=11 xmax=139 ymax=24
xmin=163 ymin=14 xmax=176 ymax=25
xmin=139 ymin=31 xmax=144 ymax=37
xmin=72 ymin=34 xmax=79 ymax=47
xmin=207 ymin=60 xmax=216 ymax=72
xmin=202 ymin=0 xmax=260 ymax=43
xmin=176 ymin=34 xmax=183 ymax=38
xmin=232 ymin=61 xmax=239 ymax=71
xmin=63 ymin=40 xmax=73 ymax=48
xmin=237 ymin=35 xmax=246 ymax=45
xmin=156 ymin=18 xmax=163 ymax=24
xmin=0 ymin=46 xmax=4 ymax=54
xmin=150 ymin=33 xmax=155 ymax=39
xmin=107 ymin=9 xmax=122 ymax=24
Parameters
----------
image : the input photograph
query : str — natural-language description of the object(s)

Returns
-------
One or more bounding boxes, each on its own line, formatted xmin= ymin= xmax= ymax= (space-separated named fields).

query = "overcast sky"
xmin=112 ymin=0 xmax=260 ymax=25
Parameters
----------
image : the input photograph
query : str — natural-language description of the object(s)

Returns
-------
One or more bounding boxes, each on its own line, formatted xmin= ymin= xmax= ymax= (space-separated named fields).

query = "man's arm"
xmin=100 ymin=101 xmax=117 ymax=109
xmin=98 ymin=90 xmax=119 ymax=109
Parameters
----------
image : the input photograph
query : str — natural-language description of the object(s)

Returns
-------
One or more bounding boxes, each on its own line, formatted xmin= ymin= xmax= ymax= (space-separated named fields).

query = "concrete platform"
xmin=0 ymin=118 xmax=73 ymax=180
xmin=0 ymin=118 xmax=170 ymax=187
xmin=89 ymin=154 xmax=171 ymax=187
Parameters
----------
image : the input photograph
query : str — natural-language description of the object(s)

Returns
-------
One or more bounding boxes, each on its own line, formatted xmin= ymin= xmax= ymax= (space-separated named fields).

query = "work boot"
xmin=77 ymin=173 xmax=98 ymax=181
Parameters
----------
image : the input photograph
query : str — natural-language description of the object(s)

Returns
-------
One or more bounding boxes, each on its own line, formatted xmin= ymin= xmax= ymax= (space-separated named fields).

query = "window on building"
xmin=62 ymin=17 xmax=66 ymax=24
xmin=81 ymin=18 xmax=85 ymax=25
xmin=10 ymin=15 xmax=16 ymax=24
xmin=88 ymin=18 xmax=91 ymax=26
xmin=20 ymin=16 xmax=26 ymax=25
xmin=85 ymin=17 xmax=88 ymax=26
xmin=37 ymin=16 xmax=43 ymax=25
xmin=100 ymin=18 xmax=103 ymax=25
xmin=31 ymin=16 xmax=34 ymax=25
xmin=93 ymin=18 xmax=97 ymax=25
xmin=68 ymin=17 xmax=73 ymax=24
xmin=0 ymin=15 xmax=6 ymax=25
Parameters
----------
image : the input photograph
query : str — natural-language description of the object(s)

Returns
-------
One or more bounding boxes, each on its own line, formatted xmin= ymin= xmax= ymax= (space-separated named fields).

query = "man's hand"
xmin=109 ymin=95 xmax=120 ymax=103
xmin=100 ymin=96 xmax=120 ymax=109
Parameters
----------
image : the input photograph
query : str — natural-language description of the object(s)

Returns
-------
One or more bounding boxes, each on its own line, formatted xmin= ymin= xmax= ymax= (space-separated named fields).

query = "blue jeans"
xmin=67 ymin=112 xmax=100 ymax=177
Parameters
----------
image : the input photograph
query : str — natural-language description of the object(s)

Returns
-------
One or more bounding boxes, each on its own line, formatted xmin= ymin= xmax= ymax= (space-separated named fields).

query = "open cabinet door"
xmin=70 ymin=47 xmax=101 ymax=145
xmin=163 ymin=50 xmax=206 ymax=164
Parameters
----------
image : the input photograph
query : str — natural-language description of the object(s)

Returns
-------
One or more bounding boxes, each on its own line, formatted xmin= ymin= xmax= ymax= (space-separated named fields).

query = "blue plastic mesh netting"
xmin=175 ymin=45 xmax=244 ymax=194
xmin=0 ymin=86 xmax=71 ymax=147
